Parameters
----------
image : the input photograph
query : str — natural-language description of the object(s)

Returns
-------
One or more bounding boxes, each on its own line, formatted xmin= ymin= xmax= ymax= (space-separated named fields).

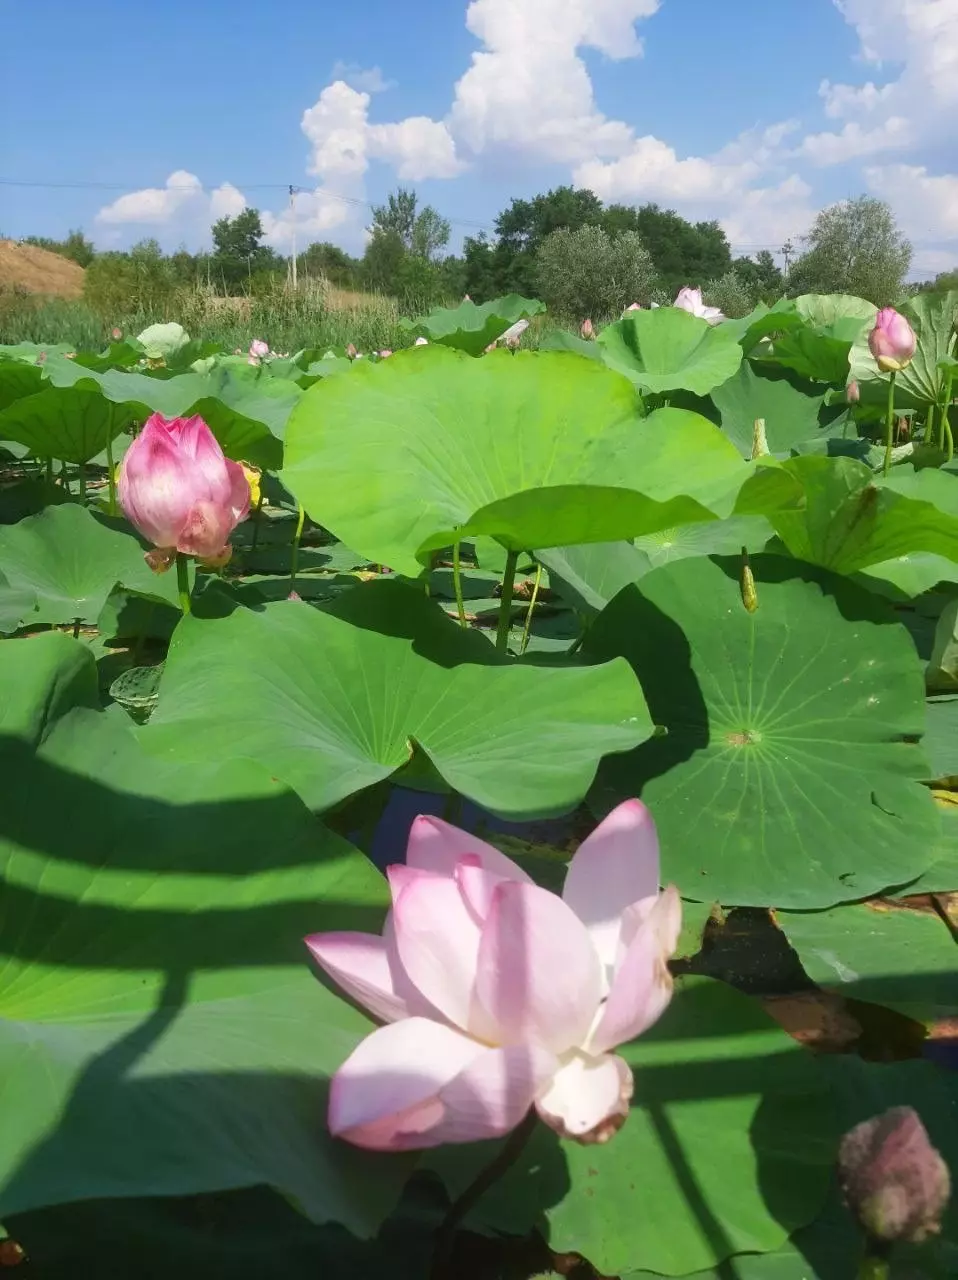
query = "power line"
xmin=0 ymin=176 xmax=497 ymax=233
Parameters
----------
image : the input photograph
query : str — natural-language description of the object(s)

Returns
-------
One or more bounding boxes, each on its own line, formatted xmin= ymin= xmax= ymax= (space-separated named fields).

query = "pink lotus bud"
xmin=346 ymin=343 xmax=358 ymax=359
xmin=306 ymin=799 xmax=681 ymax=1152
xmin=288 ymin=589 xmax=303 ymax=601
xmin=414 ymin=336 xmax=429 ymax=346
xmin=249 ymin=338 xmax=270 ymax=359
xmin=580 ymin=318 xmax=595 ymax=340
xmin=378 ymin=349 xmax=393 ymax=358
xmin=839 ymin=1107 xmax=950 ymax=1246
xmin=625 ymin=302 xmax=642 ymax=312
xmin=111 ymin=327 xmax=123 ymax=341
xmin=847 ymin=379 xmax=860 ymax=403
xmin=868 ymin=308 xmax=916 ymax=373
xmin=118 ymin=414 xmax=250 ymax=563
xmin=463 ymin=293 xmax=472 ymax=302
xmin=674 ymin=287 xmax=725 ymax=325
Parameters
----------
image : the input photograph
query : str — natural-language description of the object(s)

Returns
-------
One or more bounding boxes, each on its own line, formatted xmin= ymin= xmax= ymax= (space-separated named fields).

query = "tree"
xmin=490 ymin=186 xmax=605 ymax=296
xmin=210 ymin=207 xmax=280 ymax=292
xmin=535 ymin=226 xmax=657 ymax=320
xmin=370 ymin=188 xmax=418 ymax=247
xmin=410 ymin=206 xmax=451 ymax=261
xmin=361 ymin=228 xmax=406 ymax=293
xmin=628 ymin=205 xmax=732 ymax=295
xmin=24 ymin=229 xmax=95 ymax=268
xmin=732 ymin=250 xmax=784 ymax=304
xmin=297 ymin=242 xmax=360 ymax=287
xmin=788 ymin=196 xmax=911 ymax=305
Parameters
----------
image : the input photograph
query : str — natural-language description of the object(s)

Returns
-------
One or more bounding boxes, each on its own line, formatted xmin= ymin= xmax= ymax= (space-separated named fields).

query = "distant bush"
xmin=703 ymin=271 xmax=755 ymax=318
xmin=535 ymin=226 xmax=657 ymax=321
xmin=24 ymin=229 xmax=96 ymax=268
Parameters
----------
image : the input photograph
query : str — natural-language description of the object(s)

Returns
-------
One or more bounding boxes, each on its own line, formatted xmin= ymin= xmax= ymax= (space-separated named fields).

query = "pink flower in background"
xmin=847 ymin=380 xmax=860 ymax=403
xmin=499 ymin=318 xmax=530 ymax=349
xmin=118 ymin=414 xmax=250 ymax=564
xmin=414 ymin=336 xmax=429 ymax=346
xmin=288 ymin=589 xmax=303 ymax=601
xmin=346 ymin=343 xmax=359 ymax=359
xmin=868 ymin=308 xmax=916 ymax=373
xmin=307 ymin=800 xmax=680 ymax=1151
xmin=111 ymin=327 xmax=123 ymax=341
xmin=625 ymin=302 xmax=641 ymax=312
xmin=673 ymin=287 xmax=724 ymax=325
xmin=378 ymin=349 xmax=393 ymax=358
xmin=249 ymin=338 xmax=270 ymax=358
xmin=580 ymin=318 xmax=595 ymax=340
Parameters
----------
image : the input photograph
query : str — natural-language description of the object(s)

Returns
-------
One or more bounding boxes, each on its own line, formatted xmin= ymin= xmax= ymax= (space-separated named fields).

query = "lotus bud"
xmin=625 ymin=302 xmax=641 ymax=312
xmin=581 ymin=318 xmax=595 ymax=340
xmin=346 ymin=343 xmax=358 ymax=359
xmin=414 ymin=336 xmax=429 ymax=346
xmin=499 ymin=318 xmax=529 ymax=349
xmin=111 ymin=327 xmax=123 ymax=341
xmin=463 ymin=293 xmax=472 ymax=302
xmin=838 ymin=1107 xmax=951 ymax=1246
xmin=118 ymin=414 xmax=250 ymax=564
xmin=868 ymin=308 xmax=916 ymax=373
xmin=378 ymin=349 xmax=393 ymax=358
xmin=249 ymin=338 xmax=269 ymax=359
xmin=288 ymin=589 xmax=303 ymax=601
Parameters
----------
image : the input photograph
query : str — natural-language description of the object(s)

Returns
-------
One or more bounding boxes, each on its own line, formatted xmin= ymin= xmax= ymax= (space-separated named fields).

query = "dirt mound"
xmin=0 ymin=240 xmax=85 ymax=299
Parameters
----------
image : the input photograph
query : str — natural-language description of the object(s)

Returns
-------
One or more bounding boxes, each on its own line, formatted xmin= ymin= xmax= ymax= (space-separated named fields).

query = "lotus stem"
xmin=942 ymin=368 xmax=955 ymax=461
xmin=78 ymin=463 xmax=86 ymax=502
xmin=926 ymin=402 xmax=936 ymax=448
xmin=882 ymin=371 xmax=897 ymax=476
xmin=495 ymin=549 xmax=519 ymax=654
xmin=105 ymin=431 xmax=117 ymax=515
xmin=289 ymin=502 xmax=306 ymax=592
xmin=430 ymin=1108 xmax=538 ymax=1279
xmin=452 ymin=539 xmax=467 ymax=628
xmin=175 ymin=552 xmax=192 ymax=616
xmin=519 ymin=563 xmax=543 ymax=654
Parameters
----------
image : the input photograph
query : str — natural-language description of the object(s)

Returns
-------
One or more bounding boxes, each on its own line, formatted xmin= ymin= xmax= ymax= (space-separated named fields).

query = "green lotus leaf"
xmin=597 ymin=307 xmax=743 ymax=396
xmin=400 ymin=293 xmax=545 ymax=356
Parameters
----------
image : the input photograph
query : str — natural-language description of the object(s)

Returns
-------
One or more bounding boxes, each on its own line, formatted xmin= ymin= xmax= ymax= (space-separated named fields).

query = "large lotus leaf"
xmin=0 ymin=385 xmax=133 ymax=463
xmin=779 ymin=902 xmax=958 ymax=1024
xmin=537 ymin=329 xmax=606 ymax=360
xmin=42 ymin=360 xmax=289 ymax=469
xmin=135 ymin=321 xmax=190 ymax=359
xmin=429 ymin=975 xmax=834 ymax=1277
xmin=850 ymin=289 xmax=958 ymax=408
xmin=0 ymin=357 xmax=44 ymax=411
xmin=756 ymin=295 xmax=876 ymax=385
xmin=400 ymin=293 xmax=545 ymax=356
xmin=769 ymin=456 xmax=958 ymax=574
xmin=585 ymin=555 xmax=940 ymax=908
xmin=710 ymin=362 xmax=831 ymax=456
xmin=144 ymin=579 xmax=652 ymax=818
xmin=0 ymin=632 xmax=408 ymax=1231
xmin=0 ymin=504 xmax=183 ymax=625
xmin=928 ymin=596 xmax=958 ymax=691
xmin=859 ymin=552 xmax=958 ymax=599
xmin=624 ymin=1055 xmax=958 ymax=1279
xmin=597 ymin=307 xmax=743 ymax=396
xmin=0 ymin=568 xmax=37 ymax=635
xmin=282 ymin=346 xmax=758 ymax=576
xmin=722 ymin=299 xmax=802 ymax=354
xmin=541 ymin=516 xmax=772 ymax=614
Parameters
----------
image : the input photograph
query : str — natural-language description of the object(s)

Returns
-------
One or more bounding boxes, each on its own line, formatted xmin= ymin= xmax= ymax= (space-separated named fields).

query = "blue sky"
xmin=2 ymin=0 xmax=956 ymax=277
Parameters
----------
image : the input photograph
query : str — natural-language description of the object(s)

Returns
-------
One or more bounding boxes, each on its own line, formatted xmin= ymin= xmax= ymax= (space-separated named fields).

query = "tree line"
xmin=21 ymin=187 xmax=955 ymax=320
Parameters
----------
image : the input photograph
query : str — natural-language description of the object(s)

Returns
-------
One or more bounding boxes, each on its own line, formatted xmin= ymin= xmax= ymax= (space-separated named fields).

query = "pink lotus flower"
xmin=118 ymin=414 xmax=250 ymax=563
xmin=249 ymin=338 xmax=270 ymax=359
xmin=625 ymin=302 xmax=642 ymax=312
xmin=868 ymin=307 xmax=916 ymax=373
xmin=378 ymin=349 xmax=393 ymax=358
xmin=111 ymin=327 xmax=123 ymax=341
xmin=673 ymin=287 xmax=724 ymax=325
xmin=307 ymin=800 xmax=680 ymax=1152
xmin=581 ymin=318 xmax=595 ymax=340
xmin=847 ymin=379 xmax=860 ymax=403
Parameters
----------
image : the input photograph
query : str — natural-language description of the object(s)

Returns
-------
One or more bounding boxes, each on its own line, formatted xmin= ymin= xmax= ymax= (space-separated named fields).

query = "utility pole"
xmin=780 ymin=240 xmax=794 ymax=282
xmin=289 ymin=185 xmax=298 ymax=291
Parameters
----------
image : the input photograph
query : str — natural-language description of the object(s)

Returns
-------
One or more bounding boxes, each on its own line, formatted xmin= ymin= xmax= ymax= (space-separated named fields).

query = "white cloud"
xmin=795 ymin=0 xmax=958 ymax=165
xmin=96 ymin=170 xmax=204 ymax=225
xmin=864 ymin=163 xmax=958 ymax=240
xmin=329 ymin=61 xmax=396 ymax=93
xmin=448 ymin=0 xmax=659 ymax=164
xmin=368 ymin=118 xmax=464 ymax=180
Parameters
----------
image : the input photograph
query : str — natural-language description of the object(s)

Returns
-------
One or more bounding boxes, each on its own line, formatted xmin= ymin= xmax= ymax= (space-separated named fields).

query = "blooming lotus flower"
xmin=674 ymin=286 xmax=724 ymax=325
xmin=580 ymin=318 xmax=595 ymax=340
xmin=119 ymin=414 xmax=250 ymax=564
xmin=307 ymin=799 xmax=680 ymax=1152
xmin=868 ymin=307 xmax=916 ymax=373
xmin=249 ymin=338 xmax=270 ymax=359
